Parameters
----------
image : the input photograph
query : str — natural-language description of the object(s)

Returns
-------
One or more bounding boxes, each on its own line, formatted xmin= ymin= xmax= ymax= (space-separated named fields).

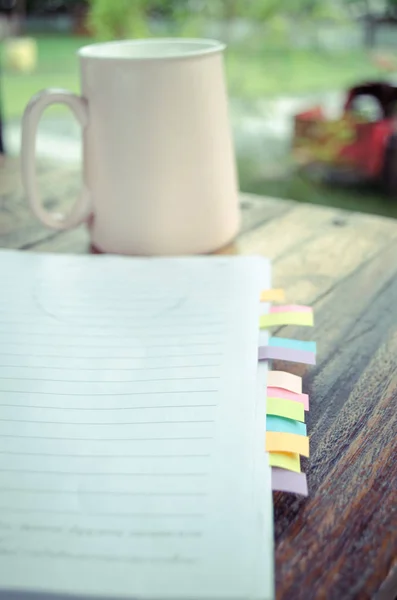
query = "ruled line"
xmin=0 ymin=389 xmax=219 ymax=396
xmin=0 ymin=352 xmax=223 ymax=359
xmin=0 ymin=435 xmax=213 ymax=441
xmin=0 ymin=508 xmax=205 ymax=518
xmin=2 ymin=341 xmax=221 ymax=349
xmin=0 ymin=403 xmax=217 ymax=411
xmin=0 ymin=311 xmax=225 ymax=319
xmin=0 ymin=469 xmax=208 ymax=476
xmin=0 ymin=419 xmax=214 ymax=425
xmin=0 ymin=318 xmax=225 ymax=327
xmin=15 ymin=555 xmax=198 ymax=565
xmin=0 ymin=451 xmax=211 ymax=458
xmin=0 ymin=316 xmax=225 ymax=326
xmin=0 ymin=364 xmax=221 ymax=371
xmin=0 ymin=488 xmax=207 ymax=497
xmin=0 ymin=329 xmax=223 ymax=338
xmin=0 ymin=303 xmax=224 ymax=312
xmin=0 ymin=316 xmax=223 ymax=325
xmin=0 ymin=376 xmax=219 ymax=383
xmin=0 ymin=304 xmax=224 ymax=313
xmin=0 ymin=303 xmax=225 ymax=312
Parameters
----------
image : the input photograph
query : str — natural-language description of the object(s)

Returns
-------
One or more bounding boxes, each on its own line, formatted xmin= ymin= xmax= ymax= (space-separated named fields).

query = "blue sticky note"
xmin=269 ymin=336 xmax=316 ymax=354
xmin=266 ymin=415 xmax=307 ymax=436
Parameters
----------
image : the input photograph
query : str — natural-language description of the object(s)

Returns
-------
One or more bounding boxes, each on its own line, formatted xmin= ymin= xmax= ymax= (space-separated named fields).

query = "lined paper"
xmin=0 ymin=251 xmax=273 ymax=600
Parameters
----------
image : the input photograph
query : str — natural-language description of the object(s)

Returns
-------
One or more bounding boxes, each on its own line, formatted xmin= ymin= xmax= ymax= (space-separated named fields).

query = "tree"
xmin=86 ymin=0 xmax=348 ymax=43
xmin=345 ymin=0 xmax=397 ymax=47
xmin=87 ymin=0 xmax=147 ymax=39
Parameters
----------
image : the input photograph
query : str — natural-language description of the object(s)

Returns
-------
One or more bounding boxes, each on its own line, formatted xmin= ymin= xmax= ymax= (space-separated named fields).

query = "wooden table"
xmin=1 ymin=158 xmax=397 ymax=600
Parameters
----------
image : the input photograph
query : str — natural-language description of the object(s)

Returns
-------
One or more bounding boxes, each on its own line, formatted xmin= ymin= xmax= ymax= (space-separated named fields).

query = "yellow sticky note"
xmin=267 ymin=397 xmax=305 ymax=422
xmin=259 ymin=311 xmax=314 ymax=329
xmin=267 ymin=371 xmax=302 ymax=394
xmin=260 ymin=289 xmax=285 ymax=303
xmin=266 ymin=431 xmax=309 ymax=457
xmin=268 ymin=452 xmax=301 ymax=473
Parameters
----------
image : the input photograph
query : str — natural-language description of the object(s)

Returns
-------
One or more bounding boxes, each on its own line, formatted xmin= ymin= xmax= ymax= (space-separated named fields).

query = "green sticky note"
xmin=266 ymin=397 xmax=305 ymax=422
xmin=259 ymin=311 xmax=314 ymax=329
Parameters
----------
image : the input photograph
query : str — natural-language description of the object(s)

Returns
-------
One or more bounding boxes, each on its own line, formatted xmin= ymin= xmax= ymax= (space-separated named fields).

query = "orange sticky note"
xmin=267 ymin=371 xmax=302 ymax=394
xmin=266 ymin=432 xmax=309 ymax=457
xmin=260 ymin=289 xmax=285 ymax=303
xmin=268 ymin=452 xmax=301 ymax=473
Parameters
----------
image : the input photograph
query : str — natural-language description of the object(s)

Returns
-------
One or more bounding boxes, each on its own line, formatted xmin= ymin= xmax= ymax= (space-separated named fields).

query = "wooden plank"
xmin=31 ymin=194 xmax=292 ymax=254
xmin=273 ymin=242 xmax=397 ymax=599
xmin=30 ymin=226 xmax=90 ymax=253
xmin=0 ymin=159 xmax=82 ymax=249
xmin=234 ymin=201 xmax=397 ymax=304
xmin=239 ymin=193 xmax=294 ymax=234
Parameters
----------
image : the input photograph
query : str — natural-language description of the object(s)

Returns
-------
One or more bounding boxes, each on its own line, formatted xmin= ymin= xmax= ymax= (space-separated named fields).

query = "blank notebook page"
xmin=0 ymin=251 xmax=273 ymax=600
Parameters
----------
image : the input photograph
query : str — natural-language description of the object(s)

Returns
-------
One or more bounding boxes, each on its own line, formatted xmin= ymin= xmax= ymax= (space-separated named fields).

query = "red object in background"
xmin=292 ymin=81 xmax=397 ymax=194
xmin=338 ymin=119 xmax=391 ymax=178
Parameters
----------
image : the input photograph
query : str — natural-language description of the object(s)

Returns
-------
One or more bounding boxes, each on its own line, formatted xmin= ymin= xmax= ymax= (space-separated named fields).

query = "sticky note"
xmin=270 ymin=304 xmax=312 ymax=314
xmin=259 ymin=311 xmax=314 ymax=329
xmin=260 ymin=289 xmax=285 ymax=302
xmin=267 ymin=371 xmax=302 ymax=394
xmin=266 ymin=415 xmax=307 ymax=436
xmin=268 ymin=452 xmax=301 ymax=473
xmin=266 ymin=397 xmax=305 ymax=422
xmin=269 ymin=337 xmax=317 ymax=354
xmin=266 ymin=432 xmax=309 ymax=457
xmin=267 ymin=386 xmax=309 ymax=410
xmin=271 ymin=468 xmax=308 ymax=496
xmin=258 ymin=345 xmax=316 ymax=365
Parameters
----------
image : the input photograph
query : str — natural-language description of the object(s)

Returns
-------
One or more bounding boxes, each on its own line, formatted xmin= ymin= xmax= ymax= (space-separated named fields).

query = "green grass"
xmin=2 ymin=36 xmax=84 ymax=119
xmin=226 ymin=46 xmax=388 ymax=99
xmin=1 ymin=35 xmax=392 ymax=119
xmin=239 ymin=171 xmax=397 ymax=218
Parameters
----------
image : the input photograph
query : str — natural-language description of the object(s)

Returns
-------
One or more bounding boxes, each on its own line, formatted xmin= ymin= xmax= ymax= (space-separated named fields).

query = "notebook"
xmin=0 ymin=250 xmax=275 ymax=600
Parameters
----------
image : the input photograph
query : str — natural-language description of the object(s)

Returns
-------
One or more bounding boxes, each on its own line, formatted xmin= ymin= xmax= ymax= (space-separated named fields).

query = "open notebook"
xmin=0 ymin=251 xmax=274 ymax=600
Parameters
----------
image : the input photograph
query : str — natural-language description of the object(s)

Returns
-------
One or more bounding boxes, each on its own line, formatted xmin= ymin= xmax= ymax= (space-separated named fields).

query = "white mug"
xmin=21 ymin=38 xmax=240 ymax=255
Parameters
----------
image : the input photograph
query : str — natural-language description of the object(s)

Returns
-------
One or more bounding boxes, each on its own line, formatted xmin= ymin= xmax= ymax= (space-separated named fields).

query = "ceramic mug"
xmin=21 ymin=38 xmax=240 ymax=255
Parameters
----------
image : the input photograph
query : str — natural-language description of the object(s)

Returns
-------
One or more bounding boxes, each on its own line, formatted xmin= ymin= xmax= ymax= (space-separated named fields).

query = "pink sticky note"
xmin=267 ymin=386 xmax=309 ymax=410
xmin=271 ymin=467 xmax=308 ymax=496
xmin=270 ymin=304 xmax=312 ymax=314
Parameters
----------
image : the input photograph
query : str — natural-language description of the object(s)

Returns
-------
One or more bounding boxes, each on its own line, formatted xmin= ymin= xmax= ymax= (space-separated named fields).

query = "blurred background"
xmin=1 ymin=0 xmax=397 ymax=216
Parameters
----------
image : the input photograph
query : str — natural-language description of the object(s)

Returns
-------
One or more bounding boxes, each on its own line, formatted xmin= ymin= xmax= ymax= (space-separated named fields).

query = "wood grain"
xmin=1 ymin=158 xmax=396 ymax=600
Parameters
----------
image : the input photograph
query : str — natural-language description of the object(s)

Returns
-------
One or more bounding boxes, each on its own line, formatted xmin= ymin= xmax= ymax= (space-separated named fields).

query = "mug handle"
xmin=21 ymin=89 xmax=92 ymax=230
